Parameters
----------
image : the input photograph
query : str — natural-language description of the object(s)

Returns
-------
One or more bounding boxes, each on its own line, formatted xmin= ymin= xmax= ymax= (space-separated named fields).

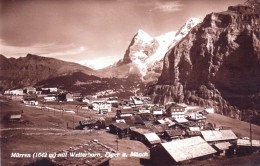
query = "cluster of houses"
xmin=4 ymin=87 xmax=58 ymax=95
xmin=77 ymin=102 xmax=260 ymax=165
xmin=4 ymin=87 xmax=260 ymax=164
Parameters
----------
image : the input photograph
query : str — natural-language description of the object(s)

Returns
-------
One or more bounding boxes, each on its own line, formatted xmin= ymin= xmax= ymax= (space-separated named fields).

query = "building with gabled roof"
xmin=201 ymin=130 xmax=237 ymax=143
xmin=66 ymin=93 xmax=74 ymax=102
xmin=145 ymin=123 xmax=169 ymax=136
xmin=109 ymin=122 xmax=129 ymax=138
xmin=236 ymin=138 xmax=260 ymax=155
xmin=144 ymin=132 xmax=161 ymax=147
xmin=151 ymin=136 xmax=217 ymax=165
xmin=130 ymin=128 xmax=152 ymax=142
xmin=213 ymin=142 xmax=234 ymax=156
xmin=116 ymin=109 xmax=135 ymax=118
xmin=9 ymin=114 xmax=22 ymax=121
xmin=237 ymin=139 xmax=260 ymax=148
xmin=164 ymin=129 xmax=183 ymax=140
xmin=166 ymin=103 xmax=186 ymax=119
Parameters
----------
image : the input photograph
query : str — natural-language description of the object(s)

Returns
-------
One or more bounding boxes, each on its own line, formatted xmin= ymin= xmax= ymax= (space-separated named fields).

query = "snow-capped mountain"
xmin=97 ymin=18 xmax=200 ymax=83
xmin=116 ymin=17 xmax=201 ymax=83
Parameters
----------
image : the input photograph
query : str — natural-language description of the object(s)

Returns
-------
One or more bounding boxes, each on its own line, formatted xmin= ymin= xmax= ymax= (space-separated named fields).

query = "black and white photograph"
xmin=0 ymin=0 xmax=260 ymax=165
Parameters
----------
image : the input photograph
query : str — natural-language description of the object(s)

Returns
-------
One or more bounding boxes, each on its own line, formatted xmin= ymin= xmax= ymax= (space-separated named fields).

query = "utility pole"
xmin=73 ymin=116 xmax=74 ymax=130
xmin=250 ymin=118 xmax=252 ymax=149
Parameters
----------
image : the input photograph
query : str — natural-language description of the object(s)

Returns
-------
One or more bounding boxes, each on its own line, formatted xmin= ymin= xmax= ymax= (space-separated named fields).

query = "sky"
xmin=0 ymin=0 xmax=245 ymax=69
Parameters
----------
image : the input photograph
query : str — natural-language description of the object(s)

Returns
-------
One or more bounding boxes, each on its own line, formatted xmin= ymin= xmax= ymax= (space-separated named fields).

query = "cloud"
xmin=149 ymin=0 xmax=183 ymax=12
xmin=0 ymin=39 xmax=86 ymax=59
xmin=0 ymin=38 xmax=121 ymax=70
xmin=42 ymin=46 xmax=87 ymax=58
xmin=77 ymin=56 xmax=121 ymax=70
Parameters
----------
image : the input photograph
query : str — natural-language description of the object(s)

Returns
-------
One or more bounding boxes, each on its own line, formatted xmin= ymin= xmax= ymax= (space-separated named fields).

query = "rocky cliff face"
xmin=148 ymin=1 xmax=260 ymax=123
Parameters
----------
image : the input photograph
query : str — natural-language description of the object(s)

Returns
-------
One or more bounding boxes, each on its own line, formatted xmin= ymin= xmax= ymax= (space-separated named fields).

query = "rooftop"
xmin=201 ymin=130 xmax=237 ymax=142
xmin=165 ymin=129 xmax=183 ymax=137
xmin=174 ymin=118 xmax=189 ymax=123
xmin=237 ymin=139 xmax=260 ymax=147
xmin=131 ymin=128 xmax=152 ymax=135
xmin=110 ymin=122 xmax=129 ymax=130
xmin=9 ymin=114 xmax=22 ymax=120
xmin=214 ymin=142 xmax=231 ymax=151
xmin=144 ymin=133 xmax=161 ymax=144
xmin=161 ymin=136 xmax=216 ymax=162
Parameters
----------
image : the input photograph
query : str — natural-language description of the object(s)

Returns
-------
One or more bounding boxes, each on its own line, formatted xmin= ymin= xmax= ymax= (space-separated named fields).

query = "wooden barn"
xmin=150 ymin=136 xmax=217 ymax=165
xmin=109 ymin=122 xmax=130 ymax=138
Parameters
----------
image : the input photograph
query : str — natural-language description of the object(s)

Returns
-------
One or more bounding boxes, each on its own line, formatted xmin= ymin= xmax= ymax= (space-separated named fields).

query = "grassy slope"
xmin=0 ymin=99 xmax=149 ymax=166
xmin=206 ymin=113 xmax=260 ymax=139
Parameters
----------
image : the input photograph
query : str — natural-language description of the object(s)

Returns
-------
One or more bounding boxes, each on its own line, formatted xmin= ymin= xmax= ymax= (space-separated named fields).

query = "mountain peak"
xmin=176 ymin=17 xmax=200 ymax=36
xmin=137 ymin=29 xmax=146 ymax=35
xmin=26 ymin=53 xmax=40 ymax=59
xmin=134 ymin=29 xmax=152 ymax=41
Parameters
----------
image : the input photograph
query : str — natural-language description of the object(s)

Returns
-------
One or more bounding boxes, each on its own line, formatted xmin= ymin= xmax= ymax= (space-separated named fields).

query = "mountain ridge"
xmin=0 ymin=53 xmax=96 ymax=89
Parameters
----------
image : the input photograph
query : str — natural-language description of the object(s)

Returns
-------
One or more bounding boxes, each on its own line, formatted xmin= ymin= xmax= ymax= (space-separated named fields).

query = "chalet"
xmin=152 ymin=110 xmax=163 ymax=117
xmin=82 ymin=97 xmax=90 ymax=103
xmin=109 ymin=122 xmax=129 ymax=138
xmin=100 ymin=117 xmax=116 ymax=128
xmin=237 ymin=139 xmax=260 ymax=155
xmin=44 ymin=96 xmax=56 ymax=102
xmin=156 ymin=118 xmax=173 ymax=125
xmin=24 ymin=87 xmax=36 ymax=94
xmin=130 ymin=128 xmax=152 ymax=141
xmin=116 ymin=119 xmax=126 ymax=123
xmin=116 ymin=109 xmax=135 ymax=118
xmin=139 ymin=113 xmax=155 ymax=121
xmin=107 ymin=97 xmax=118 ymax=104
xmin=166 ymin=103 xmax=186 ymax=119
xmin=9 ymin=114 xmax=22 ymax=121
xmin=139 ymin=96 xmax=151 ymax=104
xmin=92 ymin=100 xmax=112 ymax=113
xmin=237 ymin=139 xmax=260 ymax=148
xmin=4 ymin=89 xmax=24 ymax=95
xmin=138 ymin=109 xmax=150 ymax=114
xmin=145 ymin=123 xmax=169 ymax=136
xmin=66 ymin=93 xmax=74 ymax=102
xmin=144 ymin=133 xmax=161 ymax=147
xmin=150 ymin=136 xmax=217 ymax=165
xmin=130 ymin=96 xmax=143 ymax=106
xmin=41 ymin=87 xmax=58 ymax=94
xmin=164 ymin=129 xmax=183 ymax=140
xmin=73 ymin=93 xmax=82 ymax=101
xmin=23 ymin=94 xmax=38 ymax=105
xmin=174 ymin=117 xmax=189 ymax=124
xmin=120 ymin=115 xmax=144 ymax=126
xmin=79 ymin=119 xmax=99 ymax=129
xmin=186 ymin=127 xmax=201 ymax=137
xmin=187 ymin=113 xmax=207 ymax=129
xmin=213 ymin=142 xmax=234 ymax=156
xmin=175 ymin=120 xmax=197 ymax=132
xmin=201 ymin=130 xmax=237 ymax=144
xmin=119 ymin=100 xmax=129 ymax=106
